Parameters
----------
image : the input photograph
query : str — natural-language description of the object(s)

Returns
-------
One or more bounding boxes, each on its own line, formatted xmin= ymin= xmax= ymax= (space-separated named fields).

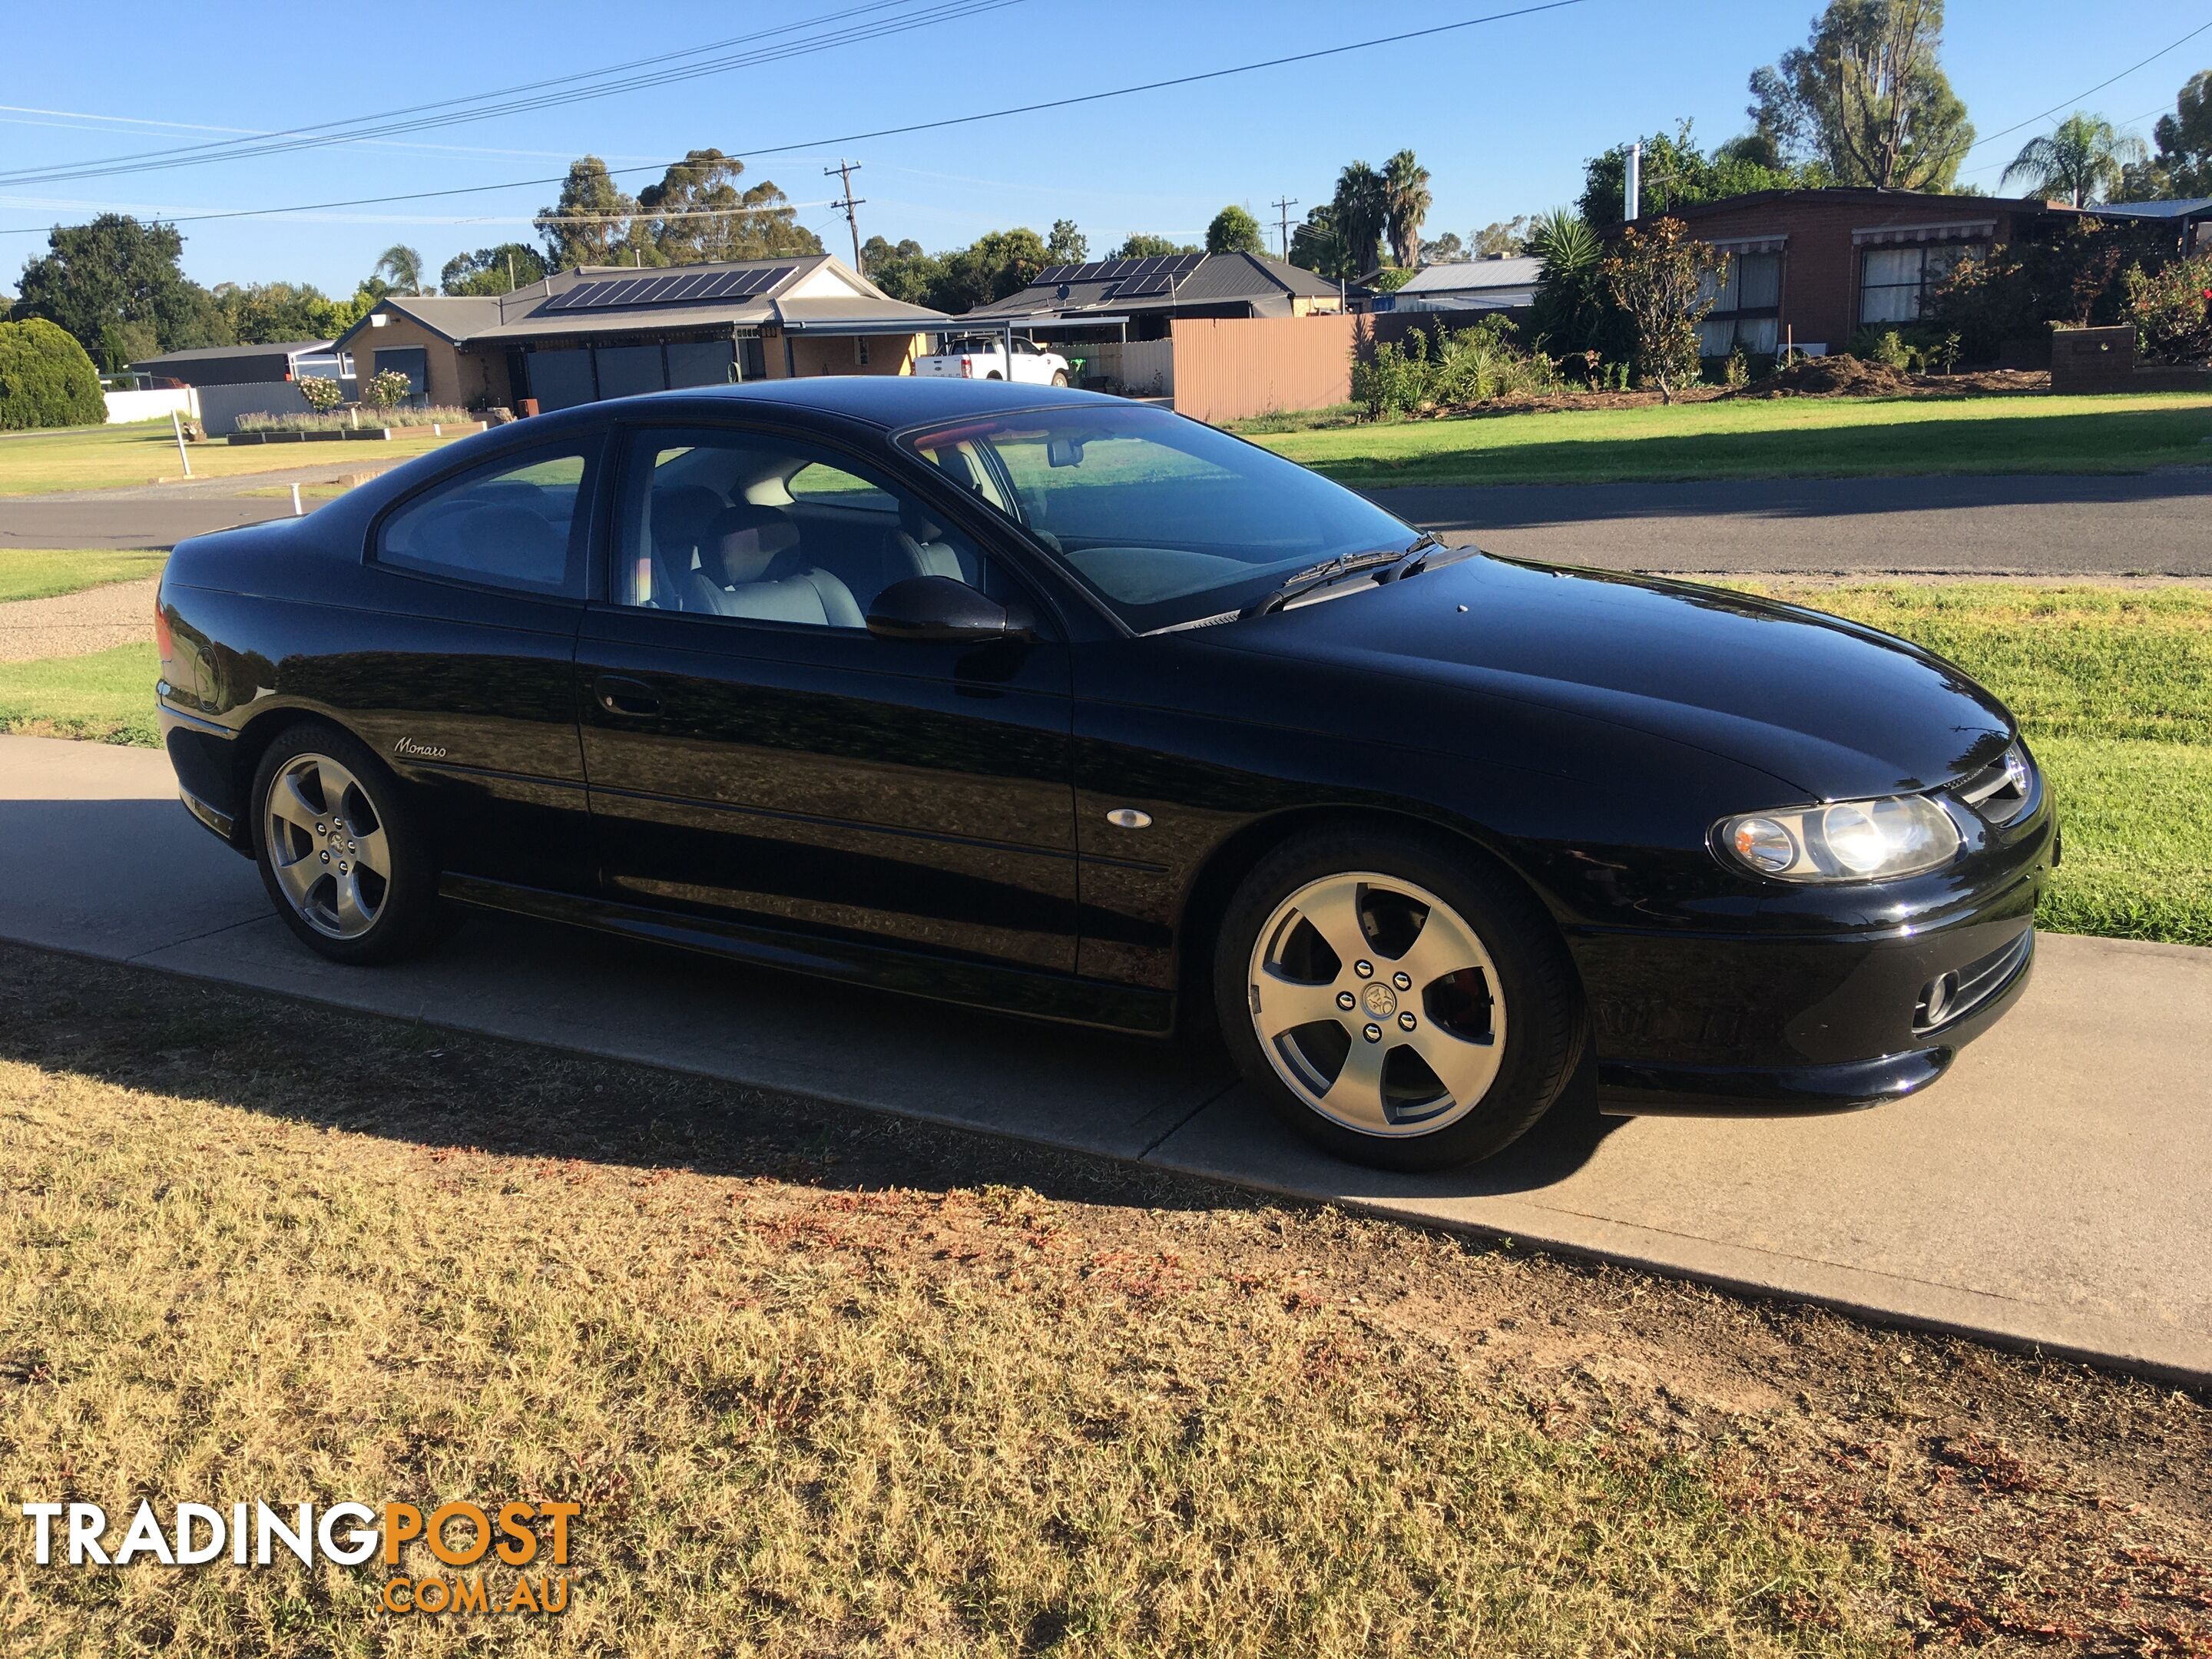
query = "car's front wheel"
xmin=252 ymin=723 xmax=445 ymax=965
xmin=1050 ymin=370 xmax=1069 ymax=387
xmin=1214 ymin=829 xmax=1583 ymax=1171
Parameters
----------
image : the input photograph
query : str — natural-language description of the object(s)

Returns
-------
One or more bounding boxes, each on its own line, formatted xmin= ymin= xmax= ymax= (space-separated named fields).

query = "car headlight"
xmin=1717 ymin=793 xmax=1961 ymax=882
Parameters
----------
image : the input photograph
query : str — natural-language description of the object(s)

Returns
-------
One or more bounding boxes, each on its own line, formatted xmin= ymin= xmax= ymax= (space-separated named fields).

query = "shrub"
xmin=296 ymin=376 xmax=343 ymax=412
xmin=1601 ymin=217 xmax=1724 ymax=403
xmin=1849 ymin=327 xmax=1912 ymax=372
xmin=2124 ymin=253 xmax=2212 ymax=363
xmin=1722 ymin=346 xmax=1750 ymax=389
xmin=361 ymin=369 xmax=415 ymax=409
xmin=235 ymin=404 xmax=475 ymax=433
xmin=1351 ymin=317 xmax=1558 ymax=417
xmin=0 ymin=316 xmax=108 ymax=430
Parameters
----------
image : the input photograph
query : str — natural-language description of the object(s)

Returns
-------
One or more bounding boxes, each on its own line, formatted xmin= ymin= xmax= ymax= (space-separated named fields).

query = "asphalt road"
xmin=5 ymin=468 xmax=2212 ymax=571
xmin=1368 ymin=470 xmax=2212 ymax=575
xmin=6 ymin=732 xmax=2210 ymax=1383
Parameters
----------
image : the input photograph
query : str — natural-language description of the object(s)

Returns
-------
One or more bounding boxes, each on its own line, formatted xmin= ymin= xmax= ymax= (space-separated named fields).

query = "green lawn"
xmin=0 ymin=548 xmax=166 ymax=603
xmin=0 ymin=420 xmax=458 ymax=495
xmin=0 ymin=643 xmax=157 ymax=745
xmin=2 ymin=587 xmax=2204 ymax=943
xmin=1253 ymin=392 xmax=2212 ymax=488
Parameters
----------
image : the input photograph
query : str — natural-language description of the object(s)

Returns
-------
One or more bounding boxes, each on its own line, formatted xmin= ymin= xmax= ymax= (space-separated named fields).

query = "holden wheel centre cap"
xmin=1359 ymin=981 xmax=1399 ymax=1019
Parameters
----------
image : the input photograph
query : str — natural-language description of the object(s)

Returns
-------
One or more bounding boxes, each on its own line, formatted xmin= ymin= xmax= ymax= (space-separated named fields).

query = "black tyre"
xmin=1050 ymin=370 xmax=1069 ymax=387
xmin=1214 ymin=826 xmax=1584 ymax=1171
xmin=250 ymin=722 xmax=446 ymax=965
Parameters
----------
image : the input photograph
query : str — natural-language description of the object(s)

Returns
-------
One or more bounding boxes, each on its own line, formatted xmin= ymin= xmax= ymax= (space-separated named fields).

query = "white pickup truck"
xmin=914 ymin=334 xmax=1071 ymax=385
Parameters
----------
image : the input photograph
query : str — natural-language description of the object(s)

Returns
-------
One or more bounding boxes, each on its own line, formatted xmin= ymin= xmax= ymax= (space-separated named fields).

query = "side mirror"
xmin=866 ymin=575 xmax=1035 ymax=644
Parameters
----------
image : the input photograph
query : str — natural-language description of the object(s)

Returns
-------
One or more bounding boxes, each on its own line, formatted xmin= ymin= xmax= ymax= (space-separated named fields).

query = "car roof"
xmin=621 ymin=376 xmax=1109 ymax=429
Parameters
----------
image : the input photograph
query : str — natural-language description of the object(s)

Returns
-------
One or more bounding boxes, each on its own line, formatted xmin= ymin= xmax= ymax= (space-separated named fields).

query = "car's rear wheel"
xmin=985 ymin=371 xmax=1004 ymax=380
xmin=1050 ymin=370 xmax=1069 ymax=387
xmin=252 ymin=724 xmax=444 ymax=965
xmin=1214 ymin=829 xmax=1583 ymax=1171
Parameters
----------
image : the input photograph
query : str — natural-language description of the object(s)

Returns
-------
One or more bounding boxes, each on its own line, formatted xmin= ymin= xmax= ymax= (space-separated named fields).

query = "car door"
xmin=574 ymin=421 xmax=1079 ymax=972
xmin=349 ymin=434 xmax=603 ymax=894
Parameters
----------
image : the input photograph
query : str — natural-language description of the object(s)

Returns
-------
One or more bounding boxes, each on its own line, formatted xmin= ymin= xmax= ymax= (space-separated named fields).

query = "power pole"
xmin=1271 ymin=196 xmax=1300 ymax=260
xmin=826 ymin=158 xmax=866 ymax=273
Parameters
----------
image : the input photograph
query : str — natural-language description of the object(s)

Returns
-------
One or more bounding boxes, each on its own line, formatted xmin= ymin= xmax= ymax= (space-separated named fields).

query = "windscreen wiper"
xmin=1238 ymin=541 xmax=1421 ymax=619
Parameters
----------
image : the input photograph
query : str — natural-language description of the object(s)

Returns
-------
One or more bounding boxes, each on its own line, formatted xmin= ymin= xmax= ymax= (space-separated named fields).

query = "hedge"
xmin=0 ymin=317 xmax=108 ymax=430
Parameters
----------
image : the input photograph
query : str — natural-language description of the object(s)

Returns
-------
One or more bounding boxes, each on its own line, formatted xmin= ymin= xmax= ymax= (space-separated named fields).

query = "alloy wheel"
xmin=1247 ymin=871 xmax=1506 ymax=1137
xmin=263 ymin=753 xmax=391 ymax=939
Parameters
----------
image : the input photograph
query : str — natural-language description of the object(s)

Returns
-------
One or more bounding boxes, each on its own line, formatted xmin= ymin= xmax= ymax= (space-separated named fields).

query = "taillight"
xmin=153 ymin=593 xmax=174 ymax=660
xmin=959 ymin=357 xmax=973 ymax=378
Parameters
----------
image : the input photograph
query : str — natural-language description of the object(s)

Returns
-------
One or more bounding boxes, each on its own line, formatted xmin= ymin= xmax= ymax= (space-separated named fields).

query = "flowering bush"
xmin=361 ymin=369 xmax=415 ymax=409
xmin=296 ymin=376 xmax=343 ymax=412
xmin=2124 ymin=253 xmax=2212 ymax=363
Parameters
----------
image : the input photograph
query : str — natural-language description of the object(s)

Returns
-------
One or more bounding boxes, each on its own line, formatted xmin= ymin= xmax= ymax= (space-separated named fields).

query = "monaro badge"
xmin=393 ymin=737 xmax=449 ymax=760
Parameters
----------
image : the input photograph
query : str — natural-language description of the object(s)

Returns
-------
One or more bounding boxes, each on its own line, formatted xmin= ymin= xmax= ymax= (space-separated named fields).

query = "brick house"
xmin=1639 ymin=188 xmax=2071 ymax=359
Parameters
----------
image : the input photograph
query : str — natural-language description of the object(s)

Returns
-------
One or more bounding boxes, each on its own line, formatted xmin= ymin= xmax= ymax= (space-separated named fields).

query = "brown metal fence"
xmin=1167 ymin=314 xmax=1359 ymax=424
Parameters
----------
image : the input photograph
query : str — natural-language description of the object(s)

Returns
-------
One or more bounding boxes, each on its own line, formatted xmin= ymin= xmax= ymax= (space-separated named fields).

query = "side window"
xmin=376 ymin=445 xmax=593 ymax=597
xmin=612 ymin=428 xmax=1009 ymax=629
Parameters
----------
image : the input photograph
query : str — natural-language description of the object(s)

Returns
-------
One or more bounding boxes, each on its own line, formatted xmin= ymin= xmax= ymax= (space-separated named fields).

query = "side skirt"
xmin=439 ymin=873 xmax=1177 ymax=1037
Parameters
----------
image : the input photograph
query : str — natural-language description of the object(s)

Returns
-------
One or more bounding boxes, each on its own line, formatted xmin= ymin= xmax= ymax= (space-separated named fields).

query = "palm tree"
xmin=374 ymin=244 xmax=426 ymax=295
xmin=2002 ymin=111 xmax=2149 ymax=207
xmin=1382 ymin=149 xmax=1432 ymax=269
xmin=1330 ymin=162 xmax=1388 ymax=278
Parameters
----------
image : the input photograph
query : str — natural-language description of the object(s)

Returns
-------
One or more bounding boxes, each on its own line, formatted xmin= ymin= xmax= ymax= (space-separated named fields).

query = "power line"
xmin=1956 ymin=15 xmax=2212 ymax=166
xmin=0 ymin=0 xmax=1015 ymax=189
xmin=0 ymin=0 xmax=1589 ymax=237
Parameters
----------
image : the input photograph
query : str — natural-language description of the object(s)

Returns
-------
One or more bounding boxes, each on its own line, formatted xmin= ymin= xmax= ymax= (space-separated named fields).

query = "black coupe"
xmin=155 ymin=379 xmax=2051 ymax=1169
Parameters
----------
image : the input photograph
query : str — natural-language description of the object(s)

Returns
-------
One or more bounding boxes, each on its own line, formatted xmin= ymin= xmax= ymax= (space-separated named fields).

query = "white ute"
xmin=915 ymin=334 xmax=1071 ymax=385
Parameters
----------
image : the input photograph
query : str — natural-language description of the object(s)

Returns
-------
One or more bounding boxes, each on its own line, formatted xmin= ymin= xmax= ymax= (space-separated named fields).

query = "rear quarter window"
xmin=374 ymin=445 xmax=594 ymax=598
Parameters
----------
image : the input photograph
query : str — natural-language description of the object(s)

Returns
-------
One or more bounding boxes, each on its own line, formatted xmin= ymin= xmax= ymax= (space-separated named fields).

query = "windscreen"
xmin=899 ymin=404 xmax=1420 ymax=632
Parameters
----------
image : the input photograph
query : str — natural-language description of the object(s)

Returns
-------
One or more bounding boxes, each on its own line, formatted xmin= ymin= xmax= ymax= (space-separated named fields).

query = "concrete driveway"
xmin=4 ymin=733 xmax=2208 ymax=1382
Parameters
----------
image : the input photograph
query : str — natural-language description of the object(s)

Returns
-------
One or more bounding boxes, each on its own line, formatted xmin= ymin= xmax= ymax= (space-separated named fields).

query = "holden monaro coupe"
xmin=155 ymin=379 xmax=2051 ymax=1169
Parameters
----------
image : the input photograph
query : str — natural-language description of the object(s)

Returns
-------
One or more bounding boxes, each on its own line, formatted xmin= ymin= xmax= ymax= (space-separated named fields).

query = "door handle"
xmin=594 ymin=675 xmax=662 ymax=717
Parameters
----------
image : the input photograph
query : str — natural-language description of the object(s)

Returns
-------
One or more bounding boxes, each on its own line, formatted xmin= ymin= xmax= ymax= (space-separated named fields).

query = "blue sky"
xmin=4 ymin=0 xmax=2209 ymax=295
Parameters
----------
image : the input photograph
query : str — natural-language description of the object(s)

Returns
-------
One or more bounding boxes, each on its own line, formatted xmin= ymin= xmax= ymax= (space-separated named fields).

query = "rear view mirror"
xmin=866 ymin=575 xmax=1036 ymax=644
xmin=1046 ymin=435 xmax=1085 ymax=468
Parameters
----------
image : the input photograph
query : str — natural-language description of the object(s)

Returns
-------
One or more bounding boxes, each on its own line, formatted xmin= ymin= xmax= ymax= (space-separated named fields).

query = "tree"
xmin=1747 ymin=0 xmax=1972 ymax=191
xmin=2002 ymin=111 xmax=2147 ymax=207
xmin=1205 ymin=204 xmax=1266 ymax=257
xmin=535 ymin=157 xmax=650 ymax=269
xmin=1288 ymin=206 xmax=1353 ymax=280
xmin=1112 ymin=233 xmax=1199 ymax=259
xmin=1472 ymin=217 xmax=1531 ymax=257
xmin=1046 ymin=219 xmax=1088 ymax=263
xmin=859 ymin=237 xmax=945 ymax=305
xmin=2134 ymin=69 xmax=2212 ymax=198
xmin=373 ymin=245 xmax=426 ymax=295
xmin=1330 ymin=162 xmax=1388 ymax=275
xmin=1382 ymin=150 xmax=1432 ymax=268
xmin=0 ymin=316 xmax=107 ymax=429
xmin=210 ymin=282 xmax=356 ymax=346
xmin=1601 ymin=217 xmax=1724 ymax=402
xmin=14 ymin=214 xmax=227 ymax=368
xmin=1419 ymin=231 xmax=1466 ymax=264
xmin=441 ymin=243 xmax=551 ymax=296
xmin=1580 ymin=121 xmax=1803 ymax=227
xmin=935 ymin=228 xmax=1051 ymax=310
xmin=637 ymin=148 xmax=823 ymax=265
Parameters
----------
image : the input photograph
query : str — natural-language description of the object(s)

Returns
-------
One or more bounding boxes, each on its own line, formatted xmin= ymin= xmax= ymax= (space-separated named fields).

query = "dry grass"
xmin=2 ymin=947 xmax=2207 ymax=1656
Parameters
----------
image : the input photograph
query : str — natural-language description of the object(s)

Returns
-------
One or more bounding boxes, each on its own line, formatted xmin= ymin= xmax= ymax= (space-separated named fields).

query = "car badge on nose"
xmin=1361 ymin=981 xmax=1398 ymax=1018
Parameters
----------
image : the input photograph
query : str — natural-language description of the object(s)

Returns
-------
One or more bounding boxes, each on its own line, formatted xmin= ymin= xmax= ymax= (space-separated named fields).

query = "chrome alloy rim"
xmin=263 ymin=753 xmax=390 ymax=939
xmin=1247 ymin=872 xmax=1506 ymax=1137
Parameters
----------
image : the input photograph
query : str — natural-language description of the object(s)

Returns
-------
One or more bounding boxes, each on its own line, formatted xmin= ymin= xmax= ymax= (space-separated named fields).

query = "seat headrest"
xmin=651 ymin=485 xmax=727 ymax=553
xmin=706 ymin=502 xmax=801 ymax=584
xmin=899 ymin=496 xmax=947 ymax=546
xmin=457 ymin=505 xmax=565 ymax=584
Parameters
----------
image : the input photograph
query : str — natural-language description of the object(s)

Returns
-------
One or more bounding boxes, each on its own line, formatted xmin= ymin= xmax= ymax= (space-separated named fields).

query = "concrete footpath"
xmin=3 ymin=733 xmax=2208 ymax=1383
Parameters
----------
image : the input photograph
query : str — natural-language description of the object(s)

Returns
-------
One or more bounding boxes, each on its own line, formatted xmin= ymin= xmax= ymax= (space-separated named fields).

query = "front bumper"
xmin=1571 ymin=798 xmax=2051 ymax=1114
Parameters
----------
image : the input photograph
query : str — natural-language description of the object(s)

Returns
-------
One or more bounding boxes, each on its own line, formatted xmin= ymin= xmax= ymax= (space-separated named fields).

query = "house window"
xmin=1697 ymin=251 xmax=1783 ymax=356
xmin=853 ymin=336 xmax=871 ymax=366
xmin=1859 ymin=242 xmax=1985 ymax=324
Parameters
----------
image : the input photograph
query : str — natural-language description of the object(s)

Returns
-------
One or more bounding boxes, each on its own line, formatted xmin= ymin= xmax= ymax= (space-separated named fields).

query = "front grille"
xmin=1914 ymin=928 xmax=2034 ymax=1034
xmin=1954 ymin=741 xmax=2035 ymax=826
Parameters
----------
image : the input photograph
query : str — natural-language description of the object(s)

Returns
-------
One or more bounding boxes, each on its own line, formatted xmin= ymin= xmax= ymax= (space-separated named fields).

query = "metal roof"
xmin=130 ymin=339 xmax=333 ymax=367
xmin=1395 ymin=257 xmax=1542 ymax=296
xmin=964 ymin=250 xmax=1339 ymax=319
xmin=2076 ymin=197 xmax=2212 ymax=220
